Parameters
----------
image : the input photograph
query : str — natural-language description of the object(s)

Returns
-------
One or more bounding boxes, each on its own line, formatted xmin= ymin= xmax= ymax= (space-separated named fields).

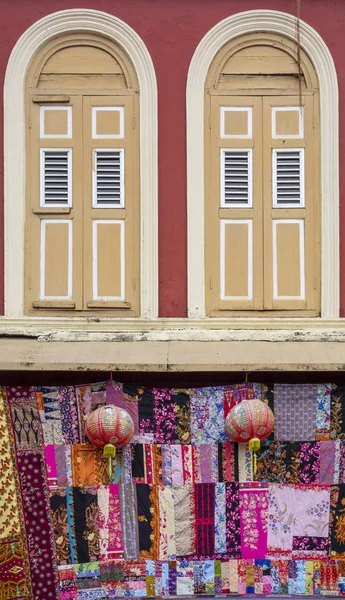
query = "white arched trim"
xmin=4 ymin=9 xmax=158 ymax=319
xmin=187 ymin=10 xmax=339 ymax=319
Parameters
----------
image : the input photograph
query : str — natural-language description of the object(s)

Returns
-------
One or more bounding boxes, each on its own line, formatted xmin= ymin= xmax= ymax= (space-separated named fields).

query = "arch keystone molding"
xmin=4 ymin=9 xmax=158 ymax=319
xmin=187 ymin=9 xmax=339 ymax=319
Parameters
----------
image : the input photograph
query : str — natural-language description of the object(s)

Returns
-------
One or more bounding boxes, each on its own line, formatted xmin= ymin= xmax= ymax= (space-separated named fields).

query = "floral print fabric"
xmin=268 ymin=484 xmax=330 ymax=558
xmin=240 ymin=484 xmax=268 ymax=559
xmin=190 ymin=387 xmax=226 ymax=445
xmin=8 ymin=379 xmax=345 ymax=599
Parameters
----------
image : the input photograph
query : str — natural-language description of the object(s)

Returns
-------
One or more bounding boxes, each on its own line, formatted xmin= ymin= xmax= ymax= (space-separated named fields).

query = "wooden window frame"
xmin=4 ymin=9 xmax=158 ymax=320
xmin=204 ymin=39 xmax=319 ymax=317
xmin=25 ymin=39 xmax=140 ymax=317
xmin=187 ymin=10 xmax=339 ymax=320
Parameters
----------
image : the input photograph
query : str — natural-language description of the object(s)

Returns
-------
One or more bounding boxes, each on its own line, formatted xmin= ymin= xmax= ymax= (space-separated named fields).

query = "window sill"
xmin=0 ymin=320 xmax=345 ymax=372
xmin=0 ymin=316 xmax=345 ymax=342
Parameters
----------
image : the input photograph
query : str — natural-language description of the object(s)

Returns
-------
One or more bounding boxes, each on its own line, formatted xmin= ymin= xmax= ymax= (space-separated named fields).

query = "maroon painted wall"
xmin=1 ymin=0 xmax=345 ymax=317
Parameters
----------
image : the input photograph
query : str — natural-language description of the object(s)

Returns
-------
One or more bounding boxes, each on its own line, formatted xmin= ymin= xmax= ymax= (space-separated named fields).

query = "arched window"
xmin=187 ymin=11 xmax=339 ymax=320
xmin=205 ymin=33 xmax=319 ymax=317
xmin=4 ymin=10 xmax=158 ymax=320
xmin=25 ymin=33 xmax=140 ymax=316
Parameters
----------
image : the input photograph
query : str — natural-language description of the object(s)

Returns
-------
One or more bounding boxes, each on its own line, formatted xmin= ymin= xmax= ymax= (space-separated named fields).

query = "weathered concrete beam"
xmin=0 ymin=338 xmax=344 ymax=371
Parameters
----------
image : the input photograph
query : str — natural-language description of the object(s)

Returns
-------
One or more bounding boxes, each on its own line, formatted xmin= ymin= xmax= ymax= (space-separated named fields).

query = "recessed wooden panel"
xmin=92 ymin=107 xmax=124 ymax=139
xmin=41 ymin=45 xmax=124 ymax=75
xmin=221 ymin=220 xmax=252 ymax=299
xmin=222 ymin=45 xmax=299 ymax=75
xmin=96 ymin=110 xmax=120 ymax=136
xmin=41 ymin=106 xmax=71 ymax=138
xmin=221 ymin=107 xmax=251 ymax=138
xmin=41 ymin=220 xmax=71 ymax=298
xmin=38 ymin=43 xmax=128 ymax=90
xmin=274 ymin=220 xmax=304 ymax=299
xmin=94 ymin=221 xmax=123 ymax=299
xmin=272 ymin=107 xmax=303 ymax=138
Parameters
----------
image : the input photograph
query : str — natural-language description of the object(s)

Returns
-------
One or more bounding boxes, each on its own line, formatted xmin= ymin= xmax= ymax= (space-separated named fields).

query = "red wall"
xmin=1 ymin=0 xmax=345 ymax=317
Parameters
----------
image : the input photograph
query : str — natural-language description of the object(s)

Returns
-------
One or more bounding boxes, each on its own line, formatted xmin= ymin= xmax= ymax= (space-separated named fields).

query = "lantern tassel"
xmin=248 ymin=438 xmax=260 ymax=476
xmin=103 ymin=444 xmax=116 ymax=480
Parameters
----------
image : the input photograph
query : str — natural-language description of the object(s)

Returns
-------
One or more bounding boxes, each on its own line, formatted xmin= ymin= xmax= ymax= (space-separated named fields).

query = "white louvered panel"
xmin=40 ymin=149 xmax=72 ymax=206
xmin=220 ymin=149 xmax=252 ymax=208
xmin=92 ymin=149 xmax=124 ymax=208
xmin=273 ymin=149 xmax=304 ymax=207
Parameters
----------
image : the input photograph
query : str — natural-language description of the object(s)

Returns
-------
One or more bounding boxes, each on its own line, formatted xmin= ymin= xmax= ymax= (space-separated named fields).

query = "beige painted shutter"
xmin=205 ymin=95 xmax=263 ymax=313
xmin=83 ymin=96 xmax=140 ymax=314
xmin=26 ymin=97 xmax=83 ymax=311
xmin=262 ymin=95 xmax=319 ymax=312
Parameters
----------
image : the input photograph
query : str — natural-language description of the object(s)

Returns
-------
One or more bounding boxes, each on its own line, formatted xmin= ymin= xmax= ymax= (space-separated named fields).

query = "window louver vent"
xmin=221 ymin=149 xmax=252 ymax=207
xmin=41 ymin=149 xmax=71 ymax=206
xmin=273 ymin=149 xmax=304 ymax=206
xmin=94 ymin=149 xmax=124 ymax=207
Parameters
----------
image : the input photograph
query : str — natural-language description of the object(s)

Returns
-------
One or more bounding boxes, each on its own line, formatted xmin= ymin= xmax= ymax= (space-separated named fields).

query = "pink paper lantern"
xmin=85 ymin=405 xmax=134 ymax=478
xmin=225 ymin=399 xmax=274 ymax=473
xmin=85 ymin=405 xmax=134 ymax=448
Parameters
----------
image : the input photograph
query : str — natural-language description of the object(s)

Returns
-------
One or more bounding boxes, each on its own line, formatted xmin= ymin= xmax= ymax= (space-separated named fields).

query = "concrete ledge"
xmin=0 ymin=338 xmax=345 ymax=371
xmin=1 ymin=317 xmax=345 ymax=341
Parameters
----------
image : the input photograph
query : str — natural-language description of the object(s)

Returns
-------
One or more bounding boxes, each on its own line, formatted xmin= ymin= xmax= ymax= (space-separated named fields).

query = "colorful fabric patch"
xmin=320 ymin=440 xmax=340 ymax=484
xmin=292 ymin=536 xmax=329 ymax=559
xmin=58 ymin=386 xmax=80 ymax=445
xmin=158 ymin=485 xmax=176 ymax=560
xmin=16 ymin=451 xmax=59 ymax=598
xmin=299 ymin=442 xmax=320 ymax=484
xmin=330 ymin=383 xmax=345 ymax=440
xmin=194 ymin=483 xmax=215 ymax=557
xmin=329 ymin=484 xmax=345 ymax=559
xmin=268 ymin=484 xmax=330 ymax=557
xmin=0 ymin=540 xmax=30 ymax=600
xmin=72 ymin=487 xmax=100 ymax=563
xmin=50 ymin=488 xmax=72 ymax=565
xmin=223 ymin=383 xmax=261 ymax=418
xmin=274 ymin=384 xmax=318 ymax=441
xmin=240 ymin=484 xmax=268 ymax=559
xmin=256 ymin=440 xmax=287 ymax=483
xmin=40 ymin=386 xmax=64 ymax=445
xmin=316 ymin=384 xmax=332 ymax=440
xmin=106 ymin=379 xmax=139 ymax=433
xmin=226 ymin=483 xmax=241 ymax=558
xmin=174 ymin=484 xmax=195 ymax=557
xmin=190 ymin=387 xmax=226 ymax=444
xmin=238 ymin=444 xmax=252 ymax=482
xmin=71 ymin=444 xmax=107 ymax=486
xmin=119 ymin=484 xmax=139 ymax=560
xmin=0 ymin=389 xmax=21 ymax=541
xmin=218 ymin=441 xmax=237 ymax=482
xmin=214 ymin=483 xmax=227 ymax=554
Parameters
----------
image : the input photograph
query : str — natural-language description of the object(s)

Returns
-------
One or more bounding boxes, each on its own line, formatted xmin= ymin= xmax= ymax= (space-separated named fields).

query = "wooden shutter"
xmin=205 ymin=96 xmax=263 ymax=313
xmin=205 ymin=94 xmax=319 ymax=316
xmin=25 ymin=35 xmax=141 ymax=316
xmin=263 ymin=95 xmax=319 ymax=312
xmin=83 ymin=96 xmax=140 ymax=314
xmin=26 ymin=97 xmax=83 ymax=311
xmin=204 ymin=33 xmax=320 ymax=317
